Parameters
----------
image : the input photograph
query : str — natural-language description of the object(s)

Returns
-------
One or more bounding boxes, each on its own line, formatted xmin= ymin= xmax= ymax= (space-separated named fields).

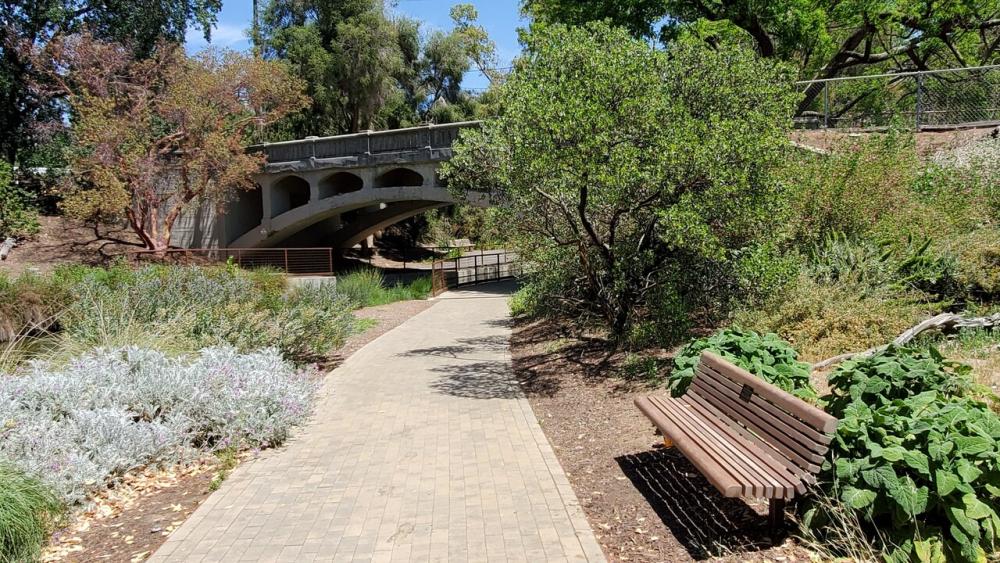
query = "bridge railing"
xmin=255 ymin=121 xmax=482 ymax=164
xmin=431 ymin=250 xmax=521 ymax=296
xmin=128 ymin=248 xmax=335 ymax=276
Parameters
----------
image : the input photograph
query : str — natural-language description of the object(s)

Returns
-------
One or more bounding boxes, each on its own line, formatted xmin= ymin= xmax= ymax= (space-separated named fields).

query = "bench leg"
xmin=768 ymin=498 xmax=786 ymax=531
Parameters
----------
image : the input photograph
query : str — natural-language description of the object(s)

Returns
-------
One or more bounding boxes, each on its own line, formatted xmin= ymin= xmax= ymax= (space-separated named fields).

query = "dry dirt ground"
xmin=511 ymin=318 xmax=812 ymax=563
xmin=790 ymin=124 xmax=998 ymax=155
xmin=1 ymin=216 xmax=139 ymax=276
xmin=42 ymin=298 xmax=434 ymax=563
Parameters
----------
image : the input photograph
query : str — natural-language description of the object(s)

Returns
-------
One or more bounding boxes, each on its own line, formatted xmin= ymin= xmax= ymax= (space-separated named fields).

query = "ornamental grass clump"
xmin=52 ymin=263 xmax=356 ymax=363
xmin=0 ymin=346 xmax=317 ymax=504
xmin=809 ymin=346 xmax=1000 ymax=563
xmin=0 ymin=464 xmax=63 ymax=563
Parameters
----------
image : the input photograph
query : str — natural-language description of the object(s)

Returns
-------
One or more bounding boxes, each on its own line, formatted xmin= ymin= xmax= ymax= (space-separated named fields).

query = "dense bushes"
xmin=668 ymin=328 xmax=816 ymax=400
xmin=732 ymin=131 xmax=998 ymax=361
xmin=809 ymin=347 xmax=1000 ymax=563
xmin=0 ymin=346 xmax=317 ymax=504
xmin=0 ymin=271 xmax=68 ymax=343
xmin=0 ymin=264 xmax=361 ymax=364
xmin=0 ymin=464 xmax=63 ymax=563
xmin=0 ymin=162 xmax=40 ymax=239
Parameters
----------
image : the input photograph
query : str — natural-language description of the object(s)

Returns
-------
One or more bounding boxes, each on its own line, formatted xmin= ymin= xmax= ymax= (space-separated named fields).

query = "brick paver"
xmin=151 ymin=282 xmax=605 ymax=562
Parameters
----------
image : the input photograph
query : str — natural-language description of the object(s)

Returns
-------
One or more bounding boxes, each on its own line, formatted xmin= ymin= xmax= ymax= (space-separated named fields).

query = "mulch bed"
xmin=511 ymin=317 xmax=813 ymax=562
xmin=43 ymin=298 xmax=436 ymax=562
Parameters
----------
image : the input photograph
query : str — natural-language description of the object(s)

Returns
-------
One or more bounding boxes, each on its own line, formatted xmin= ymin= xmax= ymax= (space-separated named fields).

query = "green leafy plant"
xmin=812 ymin=347 xmax=1000 ymax=563
xmin=825 ymin=346 xmax=989 ymax=416
xmin=334 ymin=268 xmax=430 ymax=308
xmin=817 ymin=393 xmax=1000 ymax=563
xmin=0 ymin=464 xmax=63 ymax=563
xmin=668 ymin=327 xmax=816 ymax=400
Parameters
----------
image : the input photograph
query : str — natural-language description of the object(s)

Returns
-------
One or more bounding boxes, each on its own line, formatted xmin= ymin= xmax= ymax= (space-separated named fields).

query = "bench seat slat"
xmin=701 ymin=352 xmax=837 ymax=433
xmin=696 ymin=364 xmax=832 ymax=447
xmin=650 ymin=397 xmax=779 ymax=497
xmin=691 ymin=376 xmax=826 ymax=470
xmin=651 ymin=396 xmax=800 ymax=499
xmin=634 ymin=397 xmax=744 ymax=497
xmin=680 ymin=393 xmax=808 ymax=497
xmin=637 ymin=396 xmax=806 ymax=500
xmin=683 ymin=391 xmax=815 ymax=489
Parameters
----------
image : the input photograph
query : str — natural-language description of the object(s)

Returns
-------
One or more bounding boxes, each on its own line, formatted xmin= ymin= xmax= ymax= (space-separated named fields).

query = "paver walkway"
xmin=151 ymin=282 xmax=605 ymax=562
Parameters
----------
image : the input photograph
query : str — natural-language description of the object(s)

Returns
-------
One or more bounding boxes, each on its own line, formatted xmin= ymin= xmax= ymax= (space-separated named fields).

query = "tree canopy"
xmin=259 ymin=0 xmax=499 ymax=137
xmin=523 ymin=0 xmax=1000 ymax=112
xmin=1 ymin=0 xmax=223 ymax=164
xmin=36 ymin=36 xmax=307 ymax=250
xmin=443 ymin=22 xmax=798 ymax=337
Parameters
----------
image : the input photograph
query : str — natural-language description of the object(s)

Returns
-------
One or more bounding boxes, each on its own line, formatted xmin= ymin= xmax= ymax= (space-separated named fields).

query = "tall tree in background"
xmin=36 ymin=36 xmax=308 ymax=250
xmin=523 ymin=0 xmax=1000 ymax=111
xmin=444 ymin=23 xmax=798 ymax=336
xmin=0 ymin=0 xmax=223 ymax=165
xmin=260 ymin=0 xmax=499 ymax=137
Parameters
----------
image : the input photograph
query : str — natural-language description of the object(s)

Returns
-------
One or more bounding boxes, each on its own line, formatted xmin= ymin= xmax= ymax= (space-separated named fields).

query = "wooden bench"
xmin=634 ymin=351 xmax=838 ymax=528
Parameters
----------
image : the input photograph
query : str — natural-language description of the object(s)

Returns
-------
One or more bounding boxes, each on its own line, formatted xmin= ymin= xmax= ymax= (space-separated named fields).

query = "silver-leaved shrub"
xmin=0 ymin=346 xmax=317 ymax=503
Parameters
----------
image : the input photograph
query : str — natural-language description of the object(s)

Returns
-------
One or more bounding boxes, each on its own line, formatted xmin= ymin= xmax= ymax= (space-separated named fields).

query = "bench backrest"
xmin=688 ymin=352 xmax=838 ymax=478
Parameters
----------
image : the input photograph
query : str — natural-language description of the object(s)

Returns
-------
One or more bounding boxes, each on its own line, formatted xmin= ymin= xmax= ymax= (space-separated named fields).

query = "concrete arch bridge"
xmin=172 ymin=121 xmax=484 ymax=250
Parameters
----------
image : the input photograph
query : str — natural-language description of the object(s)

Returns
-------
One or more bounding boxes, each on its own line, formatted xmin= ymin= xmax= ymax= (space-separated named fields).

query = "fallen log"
xmin=0 ymin=237 xmax=14 ymax=261
xmin=812 ymin=312 xmax=1000 ymax=370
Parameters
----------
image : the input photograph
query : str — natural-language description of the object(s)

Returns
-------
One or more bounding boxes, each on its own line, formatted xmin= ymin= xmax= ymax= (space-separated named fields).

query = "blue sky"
xmin=185 ymin=0 xmax=526 ymax=90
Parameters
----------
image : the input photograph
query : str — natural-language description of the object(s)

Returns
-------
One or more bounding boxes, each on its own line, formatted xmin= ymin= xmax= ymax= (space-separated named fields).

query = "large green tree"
xmin=37 ymin=35 xmax=307 ymax=250
xmin=260 ymin=1 xmax=498 ymax=137
xmin=443 ymin=23 xmax=798 ymax=337
xmin=0 ymin=0 xmax=223 ymax=164
xmin=524 ymin=0 xmax=1000 ymax=112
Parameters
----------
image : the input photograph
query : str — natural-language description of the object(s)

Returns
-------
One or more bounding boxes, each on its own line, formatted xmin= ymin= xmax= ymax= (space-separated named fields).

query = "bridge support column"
xmin=308 ymin=178 xmax=320 ymax=203
xmin=259 ymin=178 xmax=274 ymax=233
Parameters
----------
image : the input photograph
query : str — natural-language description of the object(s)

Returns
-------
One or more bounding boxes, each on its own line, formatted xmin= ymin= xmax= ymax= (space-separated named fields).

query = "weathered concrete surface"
xmin=151 ymin=282 xmax=604 ymax=562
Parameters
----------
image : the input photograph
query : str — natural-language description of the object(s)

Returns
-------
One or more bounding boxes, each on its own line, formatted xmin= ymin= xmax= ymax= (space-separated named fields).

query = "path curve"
xmin=151 ymin=282 xmax=604 ymax=562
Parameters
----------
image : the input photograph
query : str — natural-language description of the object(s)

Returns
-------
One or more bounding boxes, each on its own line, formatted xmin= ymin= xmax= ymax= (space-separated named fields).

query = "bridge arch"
xmin=271 ymin=175 xmax=311 ymax=218
xmin=376 ymin=168 xmax=423 ymax=188
xmin=319 ymin=172 xmax=364 ymax=199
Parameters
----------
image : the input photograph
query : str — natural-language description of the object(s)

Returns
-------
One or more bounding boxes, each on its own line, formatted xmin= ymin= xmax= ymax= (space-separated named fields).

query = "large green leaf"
xmin=881 ymin=446 xmax=908 ymax=462
xmin=841 ymin=486 xmax=878 ymax=510
xmin=963 ymin=494 xmax=995 ymax=520
xmin=902 ymin=450 xmax=930 ymax=476
xmin=914 ymin=537 xmax=947 ymax=563
xmin=936 ymin=469 xmax=962 ymax=497
xmin=890 ymin=476 xmax=929 ymax=518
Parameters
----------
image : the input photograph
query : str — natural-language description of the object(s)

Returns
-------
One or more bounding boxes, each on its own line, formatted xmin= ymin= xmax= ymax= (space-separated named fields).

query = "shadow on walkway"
xmin=399 ymin=333 xmax=518 ymax=400
xmin=616 ymin=449 xmax=779 ymax=560
xmin=427 ymin=360 xmax=518 ymax=399
xmin=398 ymin=334 xmax=509 ymax=360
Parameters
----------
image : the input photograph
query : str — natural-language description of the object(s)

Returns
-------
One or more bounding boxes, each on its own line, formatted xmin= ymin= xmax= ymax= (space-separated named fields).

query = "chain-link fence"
xmin=796 ymin=65 xmax=1000 ymax=130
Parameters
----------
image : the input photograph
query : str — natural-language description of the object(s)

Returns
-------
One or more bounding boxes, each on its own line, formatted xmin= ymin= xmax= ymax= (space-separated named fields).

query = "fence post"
xmin=328 ymin=247 xmax=333 ymax=275
xmin=284 ymin=248 xmax=289 ymax=273
xmin=915 ymin=73 xmax=924 ymax=130
xmin=823 ymin=82 xmax=830 ymax=129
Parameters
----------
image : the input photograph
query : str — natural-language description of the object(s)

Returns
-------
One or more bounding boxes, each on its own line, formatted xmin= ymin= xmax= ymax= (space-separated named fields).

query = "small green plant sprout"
xmin=622 ymin=353 xmax=663 ymax=384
